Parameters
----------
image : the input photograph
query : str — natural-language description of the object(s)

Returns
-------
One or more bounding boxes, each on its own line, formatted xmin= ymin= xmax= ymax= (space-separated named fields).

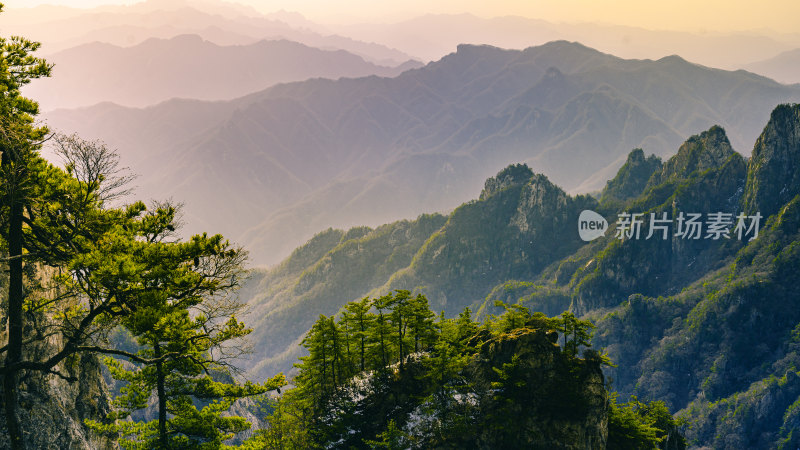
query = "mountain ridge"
xmin=25 ymin=34 xmax=420 ymax=110
xmin=744 ymin=48 xmax=800 ymax=85
xmin=42 ymin=41 xmax=800 ymax=266
xmin=1 ymin=4 xmax=415 ymax=65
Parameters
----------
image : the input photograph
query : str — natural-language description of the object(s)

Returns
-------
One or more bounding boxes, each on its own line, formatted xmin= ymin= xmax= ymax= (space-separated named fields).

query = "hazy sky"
xmin=4 ymin=0 xmax=800 ymax=33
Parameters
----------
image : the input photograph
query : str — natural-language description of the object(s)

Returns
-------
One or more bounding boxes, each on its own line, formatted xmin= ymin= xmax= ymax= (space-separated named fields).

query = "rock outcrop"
xmin=0 ymin=353 xmax=116 ymax=450
xmin=480 ymin=163 xmax=534 ymax=200
xmin=647 ymin=125 xmax=735 ymax=187
xmin=467 ymin=328 xmax=609 ymax=449
xmin=743 ymin=103 xmax=800 ymax=217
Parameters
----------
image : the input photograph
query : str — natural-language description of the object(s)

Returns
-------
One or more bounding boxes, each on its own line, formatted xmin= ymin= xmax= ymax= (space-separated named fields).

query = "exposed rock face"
xmin=0 ymin=353 xmax=116 ymax=449
xmin=511 ymin=173 xmax=572 ymax=235
xmin=468 ymin=328 xmax=608 ymax=449
xmin=573 ymin=126 xmax=746 ymax=312
xmin=681 ymin=360 xmax=800 ymax=449
xmin=647 ymin=125 xmax=735 ymax=187
xmin=743 ymin=103 xmax=800 ymax=217
xmin=382 ymin=165 xmax=595 ymax=316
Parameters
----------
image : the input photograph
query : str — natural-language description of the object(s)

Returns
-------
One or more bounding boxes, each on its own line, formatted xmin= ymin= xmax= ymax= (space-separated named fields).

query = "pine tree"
xmin=491 ymin=300 xmax=532 ymax=332
xmin=341 ymin=297 xmax=372 ymax=374
xmin=0 ymin=10 xmax=53 ymax=446
xmin=370 ymin=295 xmax=394 ymax=370
xmin=407 ymin=293 xmax=437 ymax=353
xmin=299 ymin=315 xmax=343 ymax=397
xmin=382 ymin=290 xmax=412 ymax=370
xmin=560 ymin=311 xmax=594 ymax=357
xmin=82 ymin=224 xmax=285 ymax=448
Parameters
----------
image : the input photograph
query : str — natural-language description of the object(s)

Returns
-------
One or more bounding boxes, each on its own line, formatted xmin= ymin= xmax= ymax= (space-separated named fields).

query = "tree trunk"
xmin=329 ymin=320 xmax=338 ymax=387
xmin=4 ymin=170 xmax=25 ymax=450
xmin=397 ymin=318 xmax=404 ymax=371
xmin=154 ymin=343 xmax=167 ymax=449
xmin=359 ymin=316 xmax=365 ymax=373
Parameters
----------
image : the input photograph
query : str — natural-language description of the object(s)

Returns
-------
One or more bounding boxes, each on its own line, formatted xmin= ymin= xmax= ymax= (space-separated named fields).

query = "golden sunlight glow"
xmin=3 ymin=0 xmax=800 ymax=33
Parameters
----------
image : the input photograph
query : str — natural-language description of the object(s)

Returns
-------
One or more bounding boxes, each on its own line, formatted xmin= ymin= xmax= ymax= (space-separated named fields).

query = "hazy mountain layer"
xmin=332 ymin=13 xmax=800 ymax=69
xmin=24 ymin=35 xmax=419 ymax=110
xmin=43 ymin=41 xmax=800 ymax=266
xmin=1 ymin=2 xmax=414 ymax=66
xmin=744 ymin=48 xmax=800 ymax=85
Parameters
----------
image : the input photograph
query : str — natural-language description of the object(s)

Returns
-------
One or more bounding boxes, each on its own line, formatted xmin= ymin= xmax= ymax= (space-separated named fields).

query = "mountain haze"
xmin=744 ymin=48 xmax=800 ymax=85
xmin=25 ymin=35 xmax=420 ymax=110
xmin=42 ymin=41 xmax=800 ymax=266
xmin=333 ymin=13 xmax=800 ymax=68
xmin=2 ymin=2 xmax=414 ymax=65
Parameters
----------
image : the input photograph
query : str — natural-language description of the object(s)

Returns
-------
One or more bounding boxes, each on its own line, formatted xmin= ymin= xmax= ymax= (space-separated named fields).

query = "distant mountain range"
xmin=236 ymin=103 xmax=800 ymax=448
xmin=43 ymin=41 xmax=800 ymax=267
xmin=24 ymin=35 xmax=420 ymax=110
xmin=745 ymin=48 xmax=800 ymax=85
xmin=6 ymin=2 xmax=800 ymax=77
xmin=331 ymin=13 xmax=800 ymax=70
xmin=1 ymin=1 xmax=414 ymax=66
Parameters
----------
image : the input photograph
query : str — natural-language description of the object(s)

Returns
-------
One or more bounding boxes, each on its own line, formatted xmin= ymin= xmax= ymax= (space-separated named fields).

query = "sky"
xmin=3 ymin=0 xmax=800 ymax=33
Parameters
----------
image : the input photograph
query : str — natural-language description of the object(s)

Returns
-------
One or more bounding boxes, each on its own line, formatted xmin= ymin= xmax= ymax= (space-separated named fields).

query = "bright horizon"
xmin=3 ymin=0 xmax=800 ymax=34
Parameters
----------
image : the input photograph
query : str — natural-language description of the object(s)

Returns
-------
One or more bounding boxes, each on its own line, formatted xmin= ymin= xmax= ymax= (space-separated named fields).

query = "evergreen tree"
xmin=407 ymin=293 xmax=437 ymax=353
xmin=382 ymin=290 xmax=413 ymax=370
xmin=81 ymin=213 xmax=285 ymax=448
xmin=490 ymin=300 xmax=533 ymax=332
xmin=341 ymin=297 xmax=373 ymax=374
xmin=0 ymin=8 xmax=53 ymax=446
xmin=249 ymin=295 xmax=684 ymax=448
xmin=454 ymin=307 xmax=478 ymax=342
xmin=298 ymin=315 xmax=341 ymax=398
xmin=560 ymin=311 xmax=595 ymax=357
xmin=370 ymin=295 xmax=394 ymax=370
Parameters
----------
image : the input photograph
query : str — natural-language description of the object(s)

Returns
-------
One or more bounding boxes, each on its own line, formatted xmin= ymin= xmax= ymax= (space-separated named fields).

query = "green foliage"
xmin=248 ymin=296 xmax=683 ymax=448
xmin=743 ymin=104 xmax=800 ymax=217
xmin=81 ymin=224 xmax=286 ymax=448
xmin=645 ymin=125 xmax=734 ymax=190
xmin=600 ymin=148 xmax=663 ymax=205
xmin=607 ymin=395 xmax=663 ymax=450
xmin=243 ymin=214 xmax=447 ymax=380
xmin=386 ymin=170 xmax=597 ymax=316
xmin=364 ymin=420 xmax=413 ymax=449
xmin=479 ymin=163 xmax=534 ymax=200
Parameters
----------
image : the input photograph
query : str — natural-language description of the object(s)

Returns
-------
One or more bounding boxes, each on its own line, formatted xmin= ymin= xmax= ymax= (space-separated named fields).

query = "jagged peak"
xmin=341 ymin=225 xmax=373 ymax=242
xmin=648 ymin=125 xmax=734 ymax=187
xmin=480 ymin=163 xmax=534 ymax=200
xmin=743 ymin=103 xmax=800 ymax=216
xmin=627 ymin=148 xmax=646 ymax=162
xmin=765 ymin=103 xmax=800 ymax=129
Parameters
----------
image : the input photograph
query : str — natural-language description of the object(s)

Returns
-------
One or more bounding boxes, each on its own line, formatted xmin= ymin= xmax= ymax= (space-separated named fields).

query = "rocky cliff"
xmin=0 ymin=353 xmax=116 ymax=450
xmin=743 ymin=103 xmax=800 ymax=217
xmin=466 ymin=328 xmax=608 ymax=448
